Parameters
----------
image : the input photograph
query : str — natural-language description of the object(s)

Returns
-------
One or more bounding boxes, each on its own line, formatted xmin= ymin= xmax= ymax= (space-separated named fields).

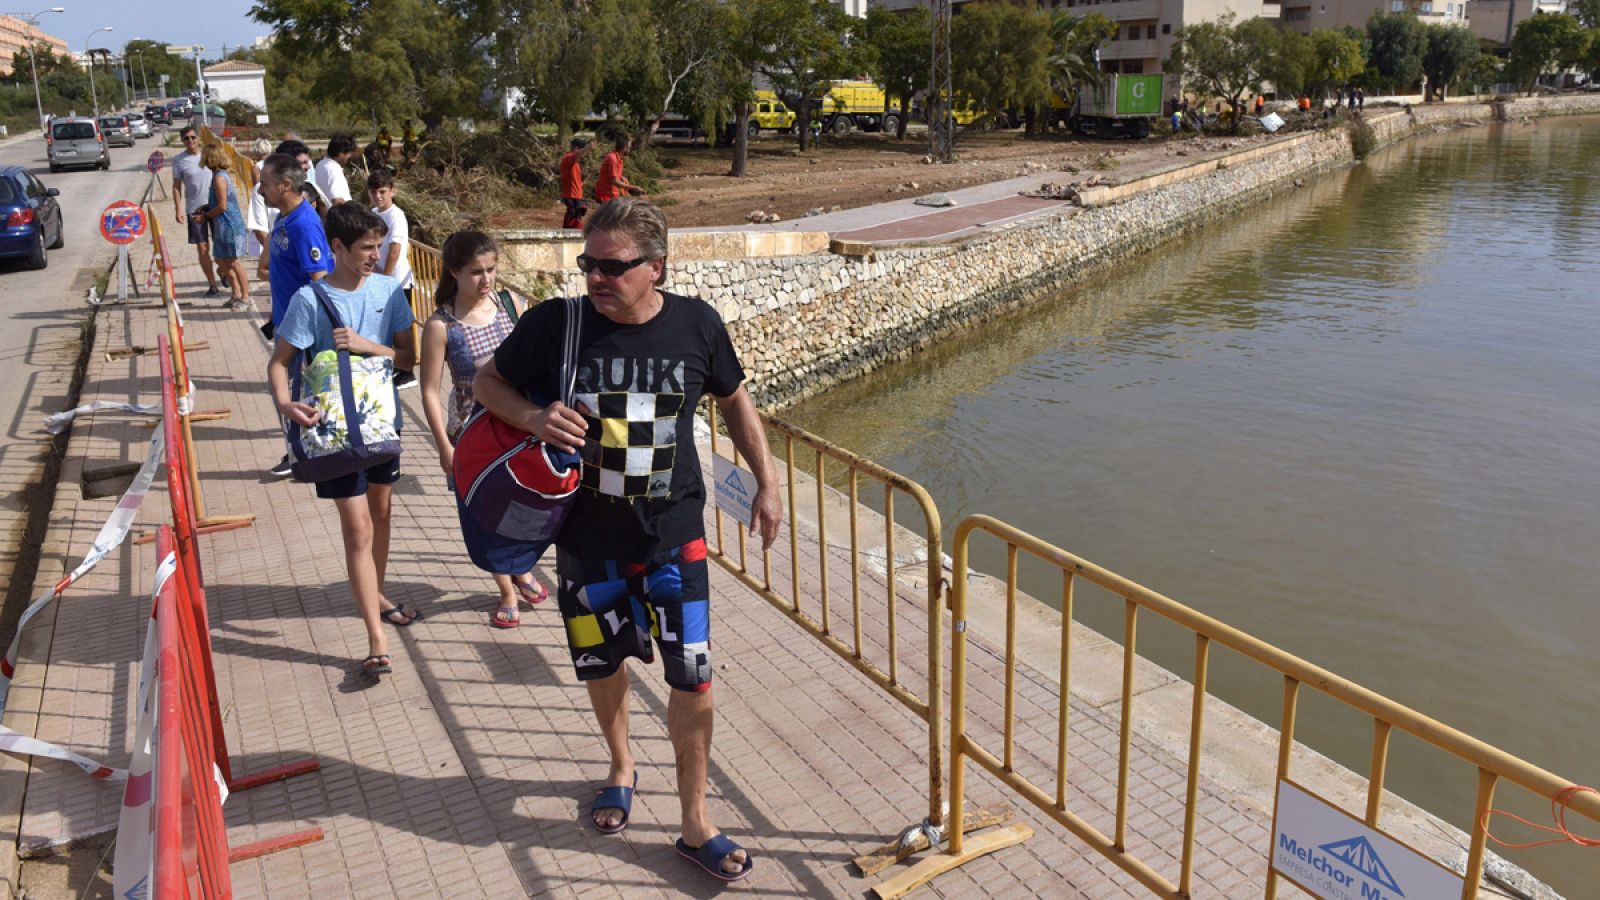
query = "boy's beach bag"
xmin=284 ymin=282 xmax=402 ymax=483
xmin=452 ymin=297 xmax=582 ymax=571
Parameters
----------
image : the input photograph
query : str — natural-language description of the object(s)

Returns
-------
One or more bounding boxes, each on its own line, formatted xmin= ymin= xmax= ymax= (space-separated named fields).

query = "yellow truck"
xmin=816 ymin=80 xmax=902 ymax=134
xmin=749 ymin=90 xmax=796 ymax=138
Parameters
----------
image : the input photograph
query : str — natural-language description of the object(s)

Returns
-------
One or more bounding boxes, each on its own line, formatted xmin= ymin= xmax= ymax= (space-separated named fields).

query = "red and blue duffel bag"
xmin=451 ymin=297 xmax=583 ymax=573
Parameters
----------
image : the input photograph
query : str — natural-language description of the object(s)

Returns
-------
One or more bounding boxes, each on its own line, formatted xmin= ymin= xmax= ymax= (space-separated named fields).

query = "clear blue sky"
xmin=26 ymin=0 xmax=266 ymax=57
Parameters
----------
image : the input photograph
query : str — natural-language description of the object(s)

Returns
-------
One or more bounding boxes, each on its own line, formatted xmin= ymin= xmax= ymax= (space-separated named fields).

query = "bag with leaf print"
xmin=284 ymin=282 xmax=402 ymax=483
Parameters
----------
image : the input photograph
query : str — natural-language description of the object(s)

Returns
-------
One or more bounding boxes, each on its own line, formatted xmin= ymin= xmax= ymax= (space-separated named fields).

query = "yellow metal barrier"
xmin=702 ymin=402 xmax=953 ymax=865
xmin=407 ymin=240 xmax=445 ymax=356
xmin=876 ymin=514 xmax=1600 ymax=898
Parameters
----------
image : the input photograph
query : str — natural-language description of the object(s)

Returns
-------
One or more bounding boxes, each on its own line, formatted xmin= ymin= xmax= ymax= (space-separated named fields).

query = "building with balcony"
xmin=0 ymin=15 xmax=68 ymax=78
xmin=1278 ymin=0 xmax=1469 ymax=34
xmin=1468 ymin=0 xmax=1566 ymax=48
xmin=868 ymin=0 xmax=1268 ymax=99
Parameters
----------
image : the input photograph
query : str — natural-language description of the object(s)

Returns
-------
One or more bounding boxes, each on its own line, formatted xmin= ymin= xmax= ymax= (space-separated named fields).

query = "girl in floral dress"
xmin=419 ymin=231 xmax=548 ymax=627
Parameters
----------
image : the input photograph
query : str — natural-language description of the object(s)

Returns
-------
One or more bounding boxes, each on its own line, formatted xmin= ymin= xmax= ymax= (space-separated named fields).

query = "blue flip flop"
xmin=675 ymin=833 xmax=754 ymax=882
xmin=590 ymin=772 xmax=637 ymax=834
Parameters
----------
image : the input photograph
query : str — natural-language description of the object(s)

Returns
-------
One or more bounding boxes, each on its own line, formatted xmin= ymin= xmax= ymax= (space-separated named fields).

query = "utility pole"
xmin=930 ymin=0 xmax=953 ymax=163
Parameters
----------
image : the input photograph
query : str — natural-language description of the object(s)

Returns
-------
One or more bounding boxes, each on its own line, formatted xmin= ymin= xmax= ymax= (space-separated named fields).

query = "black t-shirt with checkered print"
xmin=494 ymin=292 xmax=746 ymax=559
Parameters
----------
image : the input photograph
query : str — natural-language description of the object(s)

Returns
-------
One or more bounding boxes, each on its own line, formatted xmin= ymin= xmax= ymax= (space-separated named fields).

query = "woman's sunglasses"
xmin=576 ymin=254 xmax=649 ymax=277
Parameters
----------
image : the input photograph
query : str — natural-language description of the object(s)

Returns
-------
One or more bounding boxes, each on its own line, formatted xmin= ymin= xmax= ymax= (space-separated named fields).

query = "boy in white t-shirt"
xmin=369 ymin=168 xmax=418 ymax=389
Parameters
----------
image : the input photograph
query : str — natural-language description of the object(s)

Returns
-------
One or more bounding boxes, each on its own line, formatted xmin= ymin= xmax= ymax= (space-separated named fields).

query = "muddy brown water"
xmin=784 ymin=116 xmax=1600 ymax=895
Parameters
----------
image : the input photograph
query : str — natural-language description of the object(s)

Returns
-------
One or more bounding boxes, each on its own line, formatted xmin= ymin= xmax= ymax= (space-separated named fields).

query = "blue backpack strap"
xmin=309 ymin=281 xmax=365 ymax=449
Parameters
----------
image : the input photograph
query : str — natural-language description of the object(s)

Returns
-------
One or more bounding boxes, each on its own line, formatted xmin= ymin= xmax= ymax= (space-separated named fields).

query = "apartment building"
xmin=0 ymin=15 xmax=68 ymax=78
xmin=1468 ymin=0 xmax=1565 ymax=47
xmin=869 ymin=0 xmax=1266 ymax=87
xmin=1279 ymin=0 xmax=1469 ymax=33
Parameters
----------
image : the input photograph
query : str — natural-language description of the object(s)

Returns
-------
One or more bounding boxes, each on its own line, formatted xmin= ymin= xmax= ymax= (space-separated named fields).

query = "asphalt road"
xmin=0 ymin=126 xmax=159 ymax=643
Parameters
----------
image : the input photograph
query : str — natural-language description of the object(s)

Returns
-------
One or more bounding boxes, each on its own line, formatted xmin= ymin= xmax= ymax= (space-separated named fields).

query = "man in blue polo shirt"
xmin=260 ymin=151 xmax=331 ymax=477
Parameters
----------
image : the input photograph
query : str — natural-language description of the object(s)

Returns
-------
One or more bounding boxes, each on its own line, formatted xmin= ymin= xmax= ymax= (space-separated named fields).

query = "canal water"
xmin=784 ymin=116 xmax=1600 ymax=893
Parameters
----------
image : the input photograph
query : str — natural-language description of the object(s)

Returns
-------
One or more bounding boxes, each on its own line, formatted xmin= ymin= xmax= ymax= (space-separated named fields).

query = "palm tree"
xmin=1046 ymin=11 xmax=1111 ymax=130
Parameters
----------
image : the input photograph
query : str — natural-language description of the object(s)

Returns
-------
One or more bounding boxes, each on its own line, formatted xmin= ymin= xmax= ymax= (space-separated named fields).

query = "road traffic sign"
xmin=100 ymin=201 xmax=147 ymax=246
xmin=146 ymin=151 xmax=165 ymax=173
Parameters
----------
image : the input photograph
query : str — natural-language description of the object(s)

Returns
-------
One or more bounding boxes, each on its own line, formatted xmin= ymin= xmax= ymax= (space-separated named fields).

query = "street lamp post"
xmin=3 ymin=7 xmax=65 ymax=130
xmin=83 ymin=25 xmax=111 ymax=118
xmin=134 ymin=47 xmax=150 ymax=102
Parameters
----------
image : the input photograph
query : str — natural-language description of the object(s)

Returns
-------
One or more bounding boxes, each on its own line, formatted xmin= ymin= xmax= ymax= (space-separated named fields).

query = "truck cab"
xmin=749 ymin=91 xmax=796 ymax=137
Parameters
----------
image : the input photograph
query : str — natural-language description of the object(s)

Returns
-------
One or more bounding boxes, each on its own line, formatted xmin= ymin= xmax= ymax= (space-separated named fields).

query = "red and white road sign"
xmin=100 ymin=201 xmax=147 ymax=246
xmin=146 ymin=150 xmax=165 ymax=173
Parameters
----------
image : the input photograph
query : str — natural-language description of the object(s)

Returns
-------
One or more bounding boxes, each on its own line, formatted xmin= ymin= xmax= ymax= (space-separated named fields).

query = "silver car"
xmin=127 ymin=112 xmax=152 ymax=139
xmin=97 ymin=115 xmax=134 ymax=148
xmin=46 ymin=117 xmax=110 ymax=172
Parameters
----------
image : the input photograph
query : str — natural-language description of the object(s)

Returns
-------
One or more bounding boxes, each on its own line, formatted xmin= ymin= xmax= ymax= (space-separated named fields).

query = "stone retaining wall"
xmin=536 ymin=94 xmax=1600 ymax=408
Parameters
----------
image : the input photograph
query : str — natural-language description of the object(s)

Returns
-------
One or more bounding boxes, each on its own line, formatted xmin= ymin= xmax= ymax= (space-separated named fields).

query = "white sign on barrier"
xmin=1271 ymin=779 xmax=1464 ymax=900
xmin=712 ymin=454 xmax=758 ymax=528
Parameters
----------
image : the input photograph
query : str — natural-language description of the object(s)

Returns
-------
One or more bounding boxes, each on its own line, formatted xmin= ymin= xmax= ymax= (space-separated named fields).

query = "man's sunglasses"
xmin=576 ymin=254 xmax=650 ymax=277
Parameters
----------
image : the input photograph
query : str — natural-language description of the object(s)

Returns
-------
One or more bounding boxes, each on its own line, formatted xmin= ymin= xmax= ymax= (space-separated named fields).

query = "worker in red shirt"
xmin=594 ymin=133 xmax=645 ymax=204
xmin=559 ymin=137 xmax=591 ymax=229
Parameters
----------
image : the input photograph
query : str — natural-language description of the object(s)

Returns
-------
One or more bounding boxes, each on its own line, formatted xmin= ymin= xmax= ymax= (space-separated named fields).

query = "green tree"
xmin=1046 ymin=11 xmax=1113 ymax=128
xmin=124 ymin=40 xmax=199 ymax=99
xmin=1573 ymin=0 xmax=1600 ymax=28
xmin=1305 ymin=28 xmax=1366 ymax=102
xmin=1365 ymin=12 xmax=1426 ymax=93
xmin=862 ymin=6 xmax=930 ymax=140
xmin=644 ymin=0 xmax=726 ymax=138
xmin=755 ymin=0 xmax=861 ymax=151
xmin=1421 ymin=24 xmax=1480 ymax=100
xmin=1164 ymin=14 xmax=1281 ymax=134
xmin=253 ymin=0 xmax=486 ymax=131
xmin=1270 ymin=28 xmax=1314 ymax=100
xmin=951 ymin=0 xmax=1053 ymax=133
xmin=1507 ymin=13 xmax=1588 ymax=91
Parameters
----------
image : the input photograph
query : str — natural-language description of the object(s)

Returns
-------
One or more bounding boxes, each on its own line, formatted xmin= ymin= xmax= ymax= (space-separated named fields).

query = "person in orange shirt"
xmin=594 ymin=133 xmax=645 ymax=204
xmin=560 ymin=137 xmax=591 ymax=229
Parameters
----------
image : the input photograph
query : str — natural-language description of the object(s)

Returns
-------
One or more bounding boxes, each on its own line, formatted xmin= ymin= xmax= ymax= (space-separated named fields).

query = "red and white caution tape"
xmin=112 ymin=552 xmax=170 ymax=900
xmin=0 ymin=426 xmax=165 ymax=780
xmin=43 ymin=400 xmax=161 ymax=435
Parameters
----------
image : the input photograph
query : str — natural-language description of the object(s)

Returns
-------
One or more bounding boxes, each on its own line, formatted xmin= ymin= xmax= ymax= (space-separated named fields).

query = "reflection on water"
xmin=785 ymin=117 xmax=1600 ymax=894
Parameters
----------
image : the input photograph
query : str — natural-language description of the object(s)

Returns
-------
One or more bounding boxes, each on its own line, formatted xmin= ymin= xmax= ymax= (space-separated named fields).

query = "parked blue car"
xmin=0 ymin=165 xmax=65 ymax=270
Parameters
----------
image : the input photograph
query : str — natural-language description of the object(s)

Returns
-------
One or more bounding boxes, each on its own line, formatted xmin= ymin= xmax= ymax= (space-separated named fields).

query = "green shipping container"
xmin=1115 ymin=75 xmax=1163 ymax=116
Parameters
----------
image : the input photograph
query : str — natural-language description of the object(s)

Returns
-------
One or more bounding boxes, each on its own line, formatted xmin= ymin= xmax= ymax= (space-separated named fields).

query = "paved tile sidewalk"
xmin=7 ymin=203 xmax=1284 ymax=898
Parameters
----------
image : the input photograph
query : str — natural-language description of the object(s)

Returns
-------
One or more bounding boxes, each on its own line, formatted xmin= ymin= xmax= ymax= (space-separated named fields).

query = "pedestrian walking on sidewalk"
xmin=172 ymin=126 xmax=222 ymax=297
xmin=594 ymin=133 xmax=643 ymax=204
xmin=474 ymin=198 xmax=781 ymax=882
xmin=196 ymin=142 xmax=249 ymax=308
xmin=267 ymin=204 xmax=419 ymax=682
xmin=418 ymin=230 xmax=549 ymax=626
xmin=259 ymin=152 xmax=334 ymax=477
xmin=560 ymin=137 xmax=591 ymax=229
xmin=369 ymin=170 xmax=417 ymax=391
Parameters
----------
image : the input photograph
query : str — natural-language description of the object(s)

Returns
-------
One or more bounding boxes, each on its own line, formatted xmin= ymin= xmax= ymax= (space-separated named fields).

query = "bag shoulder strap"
xmin=308 ymin=280 xmax=349 ymax=331
xmin=498 ymin=289 xmax=519 ymax=322
xmin=560 ymin=297 xmax=582 ymax=408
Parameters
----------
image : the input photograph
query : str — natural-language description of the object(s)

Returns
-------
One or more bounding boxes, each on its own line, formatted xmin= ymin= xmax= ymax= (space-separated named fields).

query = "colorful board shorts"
xmin=556 ymin=538 xmax=711 ymax=692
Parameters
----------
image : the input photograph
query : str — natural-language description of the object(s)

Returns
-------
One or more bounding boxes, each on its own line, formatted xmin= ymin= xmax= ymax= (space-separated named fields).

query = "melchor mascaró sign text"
xmin=1272 ymin=779 xmax=1465 ymax=900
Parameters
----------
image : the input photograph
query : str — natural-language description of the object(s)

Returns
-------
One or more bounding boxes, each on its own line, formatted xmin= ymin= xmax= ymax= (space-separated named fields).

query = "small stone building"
xmin=202 ymin=60 xmax=268 ymax=114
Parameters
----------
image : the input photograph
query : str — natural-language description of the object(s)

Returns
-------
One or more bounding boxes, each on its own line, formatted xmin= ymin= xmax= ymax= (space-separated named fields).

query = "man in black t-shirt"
xmin=476 ymin=199 xmax=779 ymax=881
